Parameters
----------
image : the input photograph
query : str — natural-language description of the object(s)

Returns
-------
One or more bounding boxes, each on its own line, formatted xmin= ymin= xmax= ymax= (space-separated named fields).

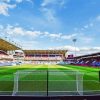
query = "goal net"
xmin=48 ymin=70 xmax=84 ymax=96
xmin=12 ymin=70 xmax=47 ymax=96
xmin=12 ymin=70 xmax=84 ymax=96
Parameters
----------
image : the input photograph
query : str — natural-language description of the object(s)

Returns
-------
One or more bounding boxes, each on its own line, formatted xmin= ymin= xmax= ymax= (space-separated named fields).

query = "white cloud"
xmin=1 ymin=0 xmax=10 ymax=3
xmin=49 ymin=45 xmax=80 ymax=51
xmin=84 ymin=25 xmax=89 ymax=29
xmin=96 ymin=15 xmax=100 ymax=21
xmin=0 ymin=24 xmax=78 ymax=40
xmin=76 ymin=16 xmax=100 ymax=33
xmin=40 ymin=8 xmax=61 ymax=28
xmin=16 ymin=0 xmax=33 ymax=3
xmin=0 ymin=2 xmax=16 ymax=16
xmin=0 ymin=25 xmax=49 ymax=38
xmin=40 ymin=0 xmax=68 ymax=25
xmin=40 ymin=8 xmax=57 ymax=26
xmin=0 ymin=25 xmax=4 ymax=29
xmin=26 ymin=0 xmax=33 ymax=4
xmin=5 ymin=26 xmax=42 ymax=37
xmin=48 ymin=33 xmax=62 ymax=38
xmin=61 ymin=33 xmax=77 ymax=39
xmin=80 ymin=36 xmax=93 ymax=44
xmin=41 ymin=7 xmax=56 ymax=23
xmin=41 ymin=0 xmax=67 ymax=7
xmin=11 ymin=27 xmax=25 ymax=35
xmin=44 ymin=32 xmax=77 ymax=40
xmin=1 ymin=0 xmax=33 ymax=3
xmin=49 ymin=45 xmax=100 ymax=56
xmin=78 ymin=47 xmax=100 ymax=56
xmin=41 ymin=0 xmax=54 ymax=7
xmin=0 ymin=0 xmax=33 ymax=16
xmin=93 ymin=47 xmax=100 ymax=50
xmin=16 ymin=0 xmax=23 ymax=3
xmin=89 ymin=23 xmax=94 ymax=27
xmin=83 ymin=23 xmax=94 ymax=30
xmin=21 ymin=41 xmax=39 ymax=49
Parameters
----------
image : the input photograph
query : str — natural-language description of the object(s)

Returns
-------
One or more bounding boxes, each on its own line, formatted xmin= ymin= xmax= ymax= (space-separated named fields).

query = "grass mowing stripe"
xmin=0 ymin=64 xmax=99 ymax=95
xmin=47 ymin=65 xmax=80 ymax=92
xmin=0 ymin=64 xmax=48 ymax=92
xmin=48 ymin=65 xmax=77 ymax=80
xmin=66 ymin=65 xmax=99 ymax=71
xmin=0 ymin=64 xmax=47 ymax=81
xmin=58 ymin=65 xmax=99 ymax=80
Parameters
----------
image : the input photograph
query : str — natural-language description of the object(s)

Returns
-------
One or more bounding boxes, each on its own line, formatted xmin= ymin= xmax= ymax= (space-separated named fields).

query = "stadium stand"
xmin=23 ymin=50 xmax=67 ymax=64
xmin=0 ymin=37 xmax=21 ymax=66
xmin=74 ymin=52 xmax=100 ymax=67
xmin=64 ymin=54 xmax=75 ymax=64
xmin=0 ymin=50 xmax=13 ymax=66
xmin=0 ymin=37 xmax=99 ymax=67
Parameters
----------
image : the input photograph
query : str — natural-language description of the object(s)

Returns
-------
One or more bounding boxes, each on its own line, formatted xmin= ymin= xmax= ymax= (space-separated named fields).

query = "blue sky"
xmin=0 ymin=0 xmax=100 ymax=56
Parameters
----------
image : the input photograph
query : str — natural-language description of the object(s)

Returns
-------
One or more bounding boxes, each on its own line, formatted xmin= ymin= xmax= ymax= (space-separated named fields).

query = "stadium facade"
xmin=0 ymin=37 xmax=68 ymax=65
xmin=0 ymin=37 xmax=22 ymax=66
xmin=24 ymin=50 xmax=67 ymax=64
xmin=0 ymin=37 xmax=100 ymax=66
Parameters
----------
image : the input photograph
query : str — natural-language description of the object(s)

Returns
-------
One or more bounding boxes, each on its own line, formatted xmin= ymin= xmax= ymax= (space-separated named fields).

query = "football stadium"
xmin=0 ymin=37 xmax=100 ymax=97
xmin=0 ymin=1 xmax=100 ymax=99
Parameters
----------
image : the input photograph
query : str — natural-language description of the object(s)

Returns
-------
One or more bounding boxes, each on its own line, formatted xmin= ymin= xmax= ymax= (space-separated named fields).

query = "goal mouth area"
xmin=0 ymin=70 xmax=99 ymax=96
xmin=12 ymin=70 xmax=84 ymax=96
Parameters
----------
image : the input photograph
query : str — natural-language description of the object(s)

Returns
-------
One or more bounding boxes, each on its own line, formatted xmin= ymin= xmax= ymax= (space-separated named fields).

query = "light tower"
xmin=72 ymin=38 xmax=77 ymax=57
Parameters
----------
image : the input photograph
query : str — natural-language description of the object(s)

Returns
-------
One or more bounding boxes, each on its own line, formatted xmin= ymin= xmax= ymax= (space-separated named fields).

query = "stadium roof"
xmin=0 ymin=38 xmax=21 ymax=51
xmin=23 ymin=50 xmax=67 ymax=55
xmin=75 ymin=52 xmax=100 ymax=59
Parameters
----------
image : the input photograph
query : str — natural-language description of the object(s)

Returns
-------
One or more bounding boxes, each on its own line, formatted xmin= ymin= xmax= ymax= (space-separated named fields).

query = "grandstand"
xmin=0 ymin=50 xmax=13 ymax=60
xmin=13 ymin=50 xmax=25 ymax=63
xmin=64 ymin=54 xmax=75 ymax=64
xmin=0 ymin=38 xmax=21 ymax=66
xmin=0 ymin=38 xmax=21 ymax=51
xmin=23 ymin=50 xmax=67 ymax=64
xmin=74 ymin=52 xmax=100 ymax=67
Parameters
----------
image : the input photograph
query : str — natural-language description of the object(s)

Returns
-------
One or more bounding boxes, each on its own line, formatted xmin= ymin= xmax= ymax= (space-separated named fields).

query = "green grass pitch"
xmin=0 ymin=64 xmax=100 ymax=96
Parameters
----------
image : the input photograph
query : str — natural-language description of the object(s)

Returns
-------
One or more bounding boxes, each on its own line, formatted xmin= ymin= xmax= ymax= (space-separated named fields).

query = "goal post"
xmin=12 ymin=70 xmax=84 ymax=96
xmin=99 ymin=71 xmax=100 ymax=82
xmin=48 ymin=70 xmax=84 ymax=96
xmin=12 ymin=70 xmax=47 ymax=96
xmin=12 ymin=72 xmax=19 ymax=96
xmin=76 ymin=72 xmax=84 ymax=95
